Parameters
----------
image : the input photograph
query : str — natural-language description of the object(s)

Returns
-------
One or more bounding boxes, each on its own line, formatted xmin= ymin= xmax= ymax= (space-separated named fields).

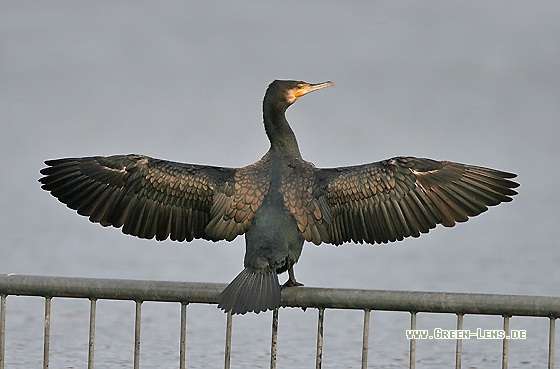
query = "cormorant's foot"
xmin=284 ymin=266 xmax=303 ymax=288
xmin=282 ymin=279 xmax=304 ymax=288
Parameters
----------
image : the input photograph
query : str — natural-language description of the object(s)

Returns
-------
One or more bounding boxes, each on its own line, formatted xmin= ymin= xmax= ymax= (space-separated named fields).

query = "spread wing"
xmin=39 ymin=154 xmax=256 ymax=242
xmin=314 ymin=156 xmax=519 ymax=245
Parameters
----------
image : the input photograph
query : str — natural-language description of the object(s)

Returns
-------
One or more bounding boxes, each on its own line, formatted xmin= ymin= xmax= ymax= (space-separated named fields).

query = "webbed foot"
xmin=282 ymin=279 xmax=304 ymax=288
xmin=282 ymin=266 xmax=304 ymax=288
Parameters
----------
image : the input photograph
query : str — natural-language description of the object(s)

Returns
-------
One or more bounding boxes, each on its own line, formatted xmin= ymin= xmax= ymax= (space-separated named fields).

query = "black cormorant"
xmin=39 ymin=80 xmax=518 ymax=314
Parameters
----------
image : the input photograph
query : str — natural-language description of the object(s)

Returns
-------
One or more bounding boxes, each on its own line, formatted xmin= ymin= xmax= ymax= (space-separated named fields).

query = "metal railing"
xmin=0 ymin=274 xmax=559 ymax=369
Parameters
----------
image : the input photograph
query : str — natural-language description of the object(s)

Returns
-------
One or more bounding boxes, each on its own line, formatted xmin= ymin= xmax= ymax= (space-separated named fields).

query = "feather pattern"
xmin=40 ymin=154 xmax=243 ymax=242
xmin=314 ymin=157 xmax=519 ymax=245
xmin=281 ymin=158 xmax=330 ymax=245
xmin=205 ymin=157 xmax=271 ymax=241
xmin=218 ymin=268 xmax=281 ymax=314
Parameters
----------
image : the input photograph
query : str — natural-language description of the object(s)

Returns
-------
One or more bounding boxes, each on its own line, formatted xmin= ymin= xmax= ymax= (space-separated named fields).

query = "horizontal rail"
xmin=0 ymin=274 xmax=223 ymax=303
xmin=1 ymin=274 xmax=559 ymax=317
xmin=283 ymin=287 xmax=560 ymax=317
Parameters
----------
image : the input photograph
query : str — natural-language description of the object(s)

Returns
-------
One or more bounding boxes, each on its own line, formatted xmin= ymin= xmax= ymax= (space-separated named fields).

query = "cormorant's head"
xmin=264 ymin=80 xmax=334 ymax=111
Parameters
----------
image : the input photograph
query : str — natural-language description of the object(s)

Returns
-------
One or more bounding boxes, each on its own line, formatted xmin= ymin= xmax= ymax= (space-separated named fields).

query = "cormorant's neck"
xmin=263 ymin=104 xmax=302 ymax=157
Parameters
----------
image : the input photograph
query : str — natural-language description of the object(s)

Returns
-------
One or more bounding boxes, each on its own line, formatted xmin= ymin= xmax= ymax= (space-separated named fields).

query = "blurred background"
xmin=1 ymin=2 xmax=559 ymax=368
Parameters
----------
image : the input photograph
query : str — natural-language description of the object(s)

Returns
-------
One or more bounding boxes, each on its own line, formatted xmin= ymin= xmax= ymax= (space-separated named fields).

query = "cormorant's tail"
xmin=218 ymin=268 xmax=281 ymax=314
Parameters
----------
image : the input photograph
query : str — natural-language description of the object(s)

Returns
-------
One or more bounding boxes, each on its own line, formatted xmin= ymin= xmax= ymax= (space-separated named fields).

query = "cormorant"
xmin=39 ymin=80 xmax=518 ymax=314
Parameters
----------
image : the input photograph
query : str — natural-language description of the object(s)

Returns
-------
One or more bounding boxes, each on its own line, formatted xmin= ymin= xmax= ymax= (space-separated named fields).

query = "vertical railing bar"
xmin=179 ymin=303 xmax=188 ymax=369
xmin=502 ymin=315 xmax=510 ymax=369
xmin=549 ymin=317 xmax=556 ymax=369
xmin=224 ymin=311 xmax=232 ymax=369
xmin=43 ymin=297 xmax=52 ymax=369
xmin=134 ymin=301 xmax=142 ymax=369
xmin=270 ymin=308 xmax=279 ymax=369
xmin=409 ymin=312 xmax=417 ymax=369
xmin=316 ymin=308 xmax=325 ymax=369
xmin=88 ymin=299 xmax=97 ymax=369
xmin=0 ymin=295 xmax=6 ymax=369
xmin=361 ymin=309 xmax=371 ymax=369
xmin=455 ymin=314 xmax=464 ymax=369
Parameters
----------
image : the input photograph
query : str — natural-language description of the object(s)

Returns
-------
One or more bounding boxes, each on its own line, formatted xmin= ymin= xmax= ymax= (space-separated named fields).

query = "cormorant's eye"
xmin=297 ymin=84 xmax=303 ymax=89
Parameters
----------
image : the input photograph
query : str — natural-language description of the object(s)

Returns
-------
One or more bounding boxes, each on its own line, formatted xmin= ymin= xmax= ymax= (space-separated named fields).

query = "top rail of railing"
xmin=1 ymin=274 xmax=559 ymax=318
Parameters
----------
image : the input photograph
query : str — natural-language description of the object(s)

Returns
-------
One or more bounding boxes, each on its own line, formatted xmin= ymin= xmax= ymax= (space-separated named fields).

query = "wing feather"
xmin=314 ymin=157 xmax=518 ymax=245
xmin=40 ymin=154 xmax=240 ymax=242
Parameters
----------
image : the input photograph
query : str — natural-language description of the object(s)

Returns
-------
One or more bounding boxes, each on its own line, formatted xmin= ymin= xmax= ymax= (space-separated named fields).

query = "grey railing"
xmin=0 ymin=274 xmax=559 ymax=369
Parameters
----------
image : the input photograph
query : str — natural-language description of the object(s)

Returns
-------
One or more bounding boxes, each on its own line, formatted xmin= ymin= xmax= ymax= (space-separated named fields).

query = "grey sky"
xmin=1 ymin=1 xmax=559 ymax=294
xmin=2 ymin=2 xmax=560 ymax=367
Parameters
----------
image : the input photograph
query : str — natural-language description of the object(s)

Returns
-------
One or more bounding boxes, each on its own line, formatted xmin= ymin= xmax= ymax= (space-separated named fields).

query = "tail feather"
xmin=218 ymin=268 xmax=281 ymax=314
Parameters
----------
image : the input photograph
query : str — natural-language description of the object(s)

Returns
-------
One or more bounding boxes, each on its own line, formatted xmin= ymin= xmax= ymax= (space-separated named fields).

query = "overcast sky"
xmin=1 ymin=2 xmax=559 ymax=297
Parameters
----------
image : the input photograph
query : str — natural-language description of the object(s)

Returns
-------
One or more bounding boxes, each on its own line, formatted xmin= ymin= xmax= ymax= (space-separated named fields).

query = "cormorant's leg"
xmin=282 ymin=266 xmax=304 ymax=288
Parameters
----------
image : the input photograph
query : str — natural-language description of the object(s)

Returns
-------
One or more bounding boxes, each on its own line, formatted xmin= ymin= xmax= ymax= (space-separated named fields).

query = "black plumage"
xmin=39 ymin=80 xmax=518 ymax=314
